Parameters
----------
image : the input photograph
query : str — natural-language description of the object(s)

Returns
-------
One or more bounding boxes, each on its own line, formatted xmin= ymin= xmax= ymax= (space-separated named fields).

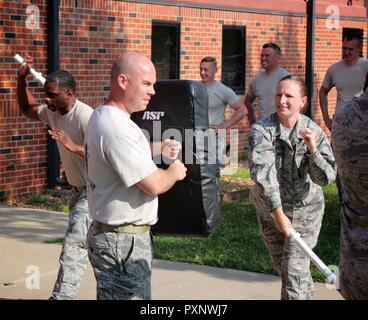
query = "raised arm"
xmin=16 ymin=54 xmax=41 ymax=120
xmin=302 ymin=126 xmax=336 ymax=186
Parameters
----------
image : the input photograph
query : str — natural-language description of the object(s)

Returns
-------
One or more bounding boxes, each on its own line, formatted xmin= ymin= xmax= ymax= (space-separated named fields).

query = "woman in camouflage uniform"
xmin=249 ymin=75 xmax=336 ymax=299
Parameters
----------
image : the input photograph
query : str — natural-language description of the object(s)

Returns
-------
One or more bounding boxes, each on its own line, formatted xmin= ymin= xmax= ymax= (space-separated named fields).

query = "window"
xmin=152 ymin=21 xmax=180 ymax=79
xmin=222 ymin=26 xmax=246 ymax=94
xmin=342 ymin=28 xmax=364 ymax=57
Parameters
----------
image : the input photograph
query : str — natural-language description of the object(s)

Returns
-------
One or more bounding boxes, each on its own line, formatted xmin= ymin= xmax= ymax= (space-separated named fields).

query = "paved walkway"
xmin=0 ymin=206 xmax=342 ymax=300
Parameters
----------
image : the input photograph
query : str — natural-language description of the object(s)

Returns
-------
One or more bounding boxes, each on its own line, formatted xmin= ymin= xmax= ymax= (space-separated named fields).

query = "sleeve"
xmin=249 ymin=125 xmax=282 ymax=210
xmin=321 ymin=65 xmax=334 ymax=90
xmin=306 ymin=127 xmax=336 ymax=186
xmin=223 ymin=85 xmax=240 ymax=106
xmin=105 ymin=125 xmax=158 ymax=188
xmin=37 ymin=104 xmax=51 ymax=127
xmin=78 ymin=106 xmax=93 ymax=141
xmin=364 ymin=58 xmax=368 ymax=73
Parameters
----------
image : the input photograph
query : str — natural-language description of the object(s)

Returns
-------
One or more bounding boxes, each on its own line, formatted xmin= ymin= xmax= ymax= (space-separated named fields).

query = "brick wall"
xmin=0 ymin=1 xmax=48 ymax=200
xmin=0 ymin=0 xmax=367 ymax=199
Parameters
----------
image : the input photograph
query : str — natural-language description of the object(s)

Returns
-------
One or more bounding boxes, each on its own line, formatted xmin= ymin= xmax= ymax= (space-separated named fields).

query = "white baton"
xmin=289 ymin=229 xmax=336 ymax=284
xmin=14 ymin=53 xmax=46 ymax=85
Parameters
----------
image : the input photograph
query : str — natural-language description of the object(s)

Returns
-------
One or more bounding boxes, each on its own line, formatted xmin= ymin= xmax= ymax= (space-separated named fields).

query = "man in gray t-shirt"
xmin=319 ymin=34 xmax=368 ymax=131
xmin=86 ymin=52 xmax=187 ymax=300
xmin=199 ymin=56 xmax=247 ymax=167
xmin=245 ymin=43 xmax=290 ymax=125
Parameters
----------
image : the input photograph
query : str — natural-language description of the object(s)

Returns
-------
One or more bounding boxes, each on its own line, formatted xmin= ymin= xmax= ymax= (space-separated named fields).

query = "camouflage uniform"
xmin=87 ymin=227 xmax=152 ymax=300
xmin=51 ymin=190 xmax=92 ymax=299
xmin=332 ymin=91 xmax=368 ymax=300
xmin=249 ymin=113 xmax=336 ymax=300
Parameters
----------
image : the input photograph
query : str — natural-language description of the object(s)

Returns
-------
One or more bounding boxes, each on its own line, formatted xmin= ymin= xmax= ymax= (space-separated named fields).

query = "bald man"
xmin=85 ymin=51 xmax=187 ymax=300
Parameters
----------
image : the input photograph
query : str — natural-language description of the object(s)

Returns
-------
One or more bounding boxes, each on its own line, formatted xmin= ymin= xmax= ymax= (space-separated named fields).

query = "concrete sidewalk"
xmin=0 ymin=206 xmax=342 ymax=300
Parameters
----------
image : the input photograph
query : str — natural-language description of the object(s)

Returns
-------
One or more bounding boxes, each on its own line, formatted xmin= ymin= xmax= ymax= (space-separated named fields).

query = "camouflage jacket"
xmin=332 ymin=91 xmax=368 ymax=225
xmin=249 ymin=113 xmax=336 ymax=214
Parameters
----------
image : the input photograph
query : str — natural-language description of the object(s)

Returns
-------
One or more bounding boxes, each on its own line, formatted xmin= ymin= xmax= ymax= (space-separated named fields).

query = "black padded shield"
xmin=132 ymin=80 xmax=221 ymax=236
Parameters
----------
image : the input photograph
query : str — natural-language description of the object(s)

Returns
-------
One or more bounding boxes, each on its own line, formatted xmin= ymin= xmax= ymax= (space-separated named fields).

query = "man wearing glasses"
xmin=319 ymin=34 xmax=368 ymax=131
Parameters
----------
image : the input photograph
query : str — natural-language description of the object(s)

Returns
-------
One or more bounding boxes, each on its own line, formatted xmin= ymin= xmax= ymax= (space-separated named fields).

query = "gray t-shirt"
xmin=204 ymin=81 xmax=239 ymax=166
xmin=322 ymin=57 xmax=368 ymax=111
xmin=38 ymin=99 xmax=93 ymax=188
xmin=85 ymin=105 xmax=158 ymax=226
xmin=205 ymin=81 xmax=239 ymax=126
xmin=247 ymin=67 xmax=290 ymax=119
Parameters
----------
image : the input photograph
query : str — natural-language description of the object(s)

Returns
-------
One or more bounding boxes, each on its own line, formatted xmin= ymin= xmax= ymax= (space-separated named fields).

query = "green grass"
xmin=154 ymin=199 xmax=274 ymax=274
xmin=227 ymin=166 xmax=250 ymax=179
xmin=44 ymin=238 xmax=64 ymax=244
xmin=58 ymin=202 xmax=69 ymax=213
xmin=154 ymin=183 xmax=340 ymax=283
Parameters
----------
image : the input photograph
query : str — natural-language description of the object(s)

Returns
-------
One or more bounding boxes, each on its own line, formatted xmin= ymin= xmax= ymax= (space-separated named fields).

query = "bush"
xmin=58 ymin=202 xmax=69 ymax=213
xmin=27 ymin=193 xmax=47 ymax=205
xmin=0 ymin=190 xmax=10 ymax=202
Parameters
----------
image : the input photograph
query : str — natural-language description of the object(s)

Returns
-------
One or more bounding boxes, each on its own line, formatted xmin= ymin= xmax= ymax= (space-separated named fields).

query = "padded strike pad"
xmin=132 ymin=80 xmax=221 ymax=236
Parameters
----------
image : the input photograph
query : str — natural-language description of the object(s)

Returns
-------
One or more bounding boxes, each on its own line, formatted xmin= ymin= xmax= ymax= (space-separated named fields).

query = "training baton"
xmin=289 ymin=229 xmax=336 ymax=284
xmin=13 ymin=53 xmax=46 ymax=85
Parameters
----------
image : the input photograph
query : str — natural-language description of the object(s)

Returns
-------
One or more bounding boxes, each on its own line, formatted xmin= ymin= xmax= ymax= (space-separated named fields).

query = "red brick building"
xmin=0 ymin=0 xmax=367 ymax=199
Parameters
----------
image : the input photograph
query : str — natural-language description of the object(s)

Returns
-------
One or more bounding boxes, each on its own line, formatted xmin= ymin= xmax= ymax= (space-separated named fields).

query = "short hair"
xmin=111 ymin=57 xmax=124 ymax=79
xmin=278 ymin=75 xmax=308 ymax=97
xmin=343 ymin=34 xmax=363 ymax=46
xmin=46 ymin=70 xmax=76 ymax=92
xmin=262 ymin=43 xmax=281 ymax=55
xmin=110 ymin=51 xmax=146 ymax=80
xmin=200 ymin=56 xmax=217 ymax=67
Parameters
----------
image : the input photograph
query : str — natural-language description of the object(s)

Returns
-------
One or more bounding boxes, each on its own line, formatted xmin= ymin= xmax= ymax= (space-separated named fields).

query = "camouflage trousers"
xmin=51 ymin=190 xmax=92 ymax=300
xmin=339 ymin=209 xmax=368 ymax=300
xmin=87 ymin=225 xmax=153 ymax=300
xmin=256 ymin=202 xmax=324 ymax=300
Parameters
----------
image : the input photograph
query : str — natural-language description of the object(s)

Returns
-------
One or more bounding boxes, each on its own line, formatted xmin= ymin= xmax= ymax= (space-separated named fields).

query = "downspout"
xmin=305 ymin=0 xmax=315 ymax=120
xmin=46 ymin=0 xmax=61 ymax=186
